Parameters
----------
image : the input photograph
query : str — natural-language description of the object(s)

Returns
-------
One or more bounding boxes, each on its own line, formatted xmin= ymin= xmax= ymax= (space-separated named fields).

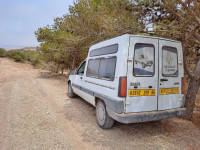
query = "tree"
xmin=35 ymin=0 xmax=146 ymax=69
xmin=161 ymin=0 xmax=200 ymax=120
xmin=135 ymin=0 xmax=200 ymax=120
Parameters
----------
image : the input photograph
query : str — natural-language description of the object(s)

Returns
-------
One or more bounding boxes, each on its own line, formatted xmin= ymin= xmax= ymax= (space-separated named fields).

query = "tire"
xmin=96 ymin=100 xmax=114 ymax=129
xmin=68 ymin=82 xmax=76 ymax=98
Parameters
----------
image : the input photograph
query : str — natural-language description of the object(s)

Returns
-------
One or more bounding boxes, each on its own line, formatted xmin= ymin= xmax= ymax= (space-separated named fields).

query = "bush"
xmin=5 ymin=49 xmax=43 ymax=66
xmin=0 ymin=48 xmax=6 ymax=57
xmin=5 ymin=50 xmax=26 ymax=62
xmin=12 ymin=54 xmax=25 ymax=62
xmin=25 ymin=50 xmax=43 ymax=67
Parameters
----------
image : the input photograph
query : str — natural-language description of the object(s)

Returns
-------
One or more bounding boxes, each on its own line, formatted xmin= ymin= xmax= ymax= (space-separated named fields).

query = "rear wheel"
xmin=96 ymin=100 xmax=114 ymax=129
xmin=68 ymin=82 xmax=76 ymax=98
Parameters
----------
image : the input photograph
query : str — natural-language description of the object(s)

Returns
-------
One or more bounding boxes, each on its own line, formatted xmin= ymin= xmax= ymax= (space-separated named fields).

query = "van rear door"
xmin=158 ymin=40 xmax=183 ymax=110
xmin=126 ymin=37 xmax=159 ymax=113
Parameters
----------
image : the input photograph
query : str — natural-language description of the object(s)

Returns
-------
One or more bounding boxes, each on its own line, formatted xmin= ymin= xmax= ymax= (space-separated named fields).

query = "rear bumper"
xmin=107 ymin=107 xmax=186 ymax=124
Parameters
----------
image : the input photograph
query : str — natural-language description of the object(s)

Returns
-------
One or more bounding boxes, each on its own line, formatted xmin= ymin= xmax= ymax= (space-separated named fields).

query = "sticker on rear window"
xmin=133 ymin=44 xmax=155 ymax=77
xmin=162 ymin=46 xmax=178 ymax=77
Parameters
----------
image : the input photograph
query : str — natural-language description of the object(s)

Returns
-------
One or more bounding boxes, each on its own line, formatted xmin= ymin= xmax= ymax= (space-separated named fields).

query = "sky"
xmin=0 ymin=0 xmax=74 ymax=49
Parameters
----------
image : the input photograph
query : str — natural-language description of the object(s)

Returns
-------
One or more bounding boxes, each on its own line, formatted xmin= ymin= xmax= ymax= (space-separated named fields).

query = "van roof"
xmin=89 ymin=34 xmax=181 ymax=51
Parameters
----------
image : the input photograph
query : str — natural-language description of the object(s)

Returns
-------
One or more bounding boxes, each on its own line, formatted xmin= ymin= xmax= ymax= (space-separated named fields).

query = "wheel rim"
xmin=97 ymin=103 xmax=106 ymax=125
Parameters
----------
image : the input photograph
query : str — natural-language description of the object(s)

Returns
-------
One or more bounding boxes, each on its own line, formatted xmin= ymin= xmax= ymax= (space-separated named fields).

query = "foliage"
xmin=138 ymin=0 xmax=200 ymax=70
xmin=136 ymin=0 xmax=200 ymax=120
xmin=0 ymin=48 xmax=6 ymax=57
xmin=35 ymin=0 xmax=146 ymax=69
xmin=5 ymin=50 xmax=43 ymax=66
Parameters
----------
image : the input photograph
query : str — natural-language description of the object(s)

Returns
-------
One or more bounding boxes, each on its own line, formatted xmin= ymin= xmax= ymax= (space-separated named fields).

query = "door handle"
xmin=80 ymin=77 xmax=83 ymax=79
xmin=160 ymin=78 xmax=168 ymax=82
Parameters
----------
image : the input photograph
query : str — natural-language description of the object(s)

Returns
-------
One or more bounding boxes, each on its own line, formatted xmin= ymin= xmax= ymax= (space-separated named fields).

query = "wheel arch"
xmin=94 ymin=97 xmax=101 ymax=107
xmin=68 ymin=80 xmax=71 ymax=84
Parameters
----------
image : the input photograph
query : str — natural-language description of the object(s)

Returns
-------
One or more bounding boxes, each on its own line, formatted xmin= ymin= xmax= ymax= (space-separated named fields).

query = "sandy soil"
xmin=0 ymin=58 xmax=200 ymax=150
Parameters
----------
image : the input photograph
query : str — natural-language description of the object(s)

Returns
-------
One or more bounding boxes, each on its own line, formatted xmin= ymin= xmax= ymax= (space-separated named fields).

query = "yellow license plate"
xmin=129 ymin=89 xmax=156 ymax=97
xmin=160 ymin=88 xmax=179 ymax=95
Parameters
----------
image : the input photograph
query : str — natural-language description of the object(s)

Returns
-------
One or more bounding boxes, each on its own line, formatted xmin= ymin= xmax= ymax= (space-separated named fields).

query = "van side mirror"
xmin=69 ymin=69 xmax=76 ymax=75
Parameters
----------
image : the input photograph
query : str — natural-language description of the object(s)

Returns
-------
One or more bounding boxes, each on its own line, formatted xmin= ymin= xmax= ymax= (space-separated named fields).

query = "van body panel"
xmin=71 ymin=76 xmax=83 ymax=96
xmin=72 ymin=83 xmax=124 ymax=113
xmin=126 ymin=36 xmax=159 ymax=113
xmin=82 ymin=35 xmax=130 ymax=107
xmin=68 ymin=34 xmax=186 ymax=125
xmin=158 ymin=40 xmax=184 ymax=110
xmin=107 ymin=107 xmax=186 ymax=124
xmin=81 ymin=87 xmax=96 ymax=106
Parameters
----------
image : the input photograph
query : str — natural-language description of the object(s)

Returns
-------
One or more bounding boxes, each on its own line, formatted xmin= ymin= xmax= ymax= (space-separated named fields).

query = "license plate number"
xmin=129 ymin=89 xmax=156 ymax=97
xmin=160 ymin=88 xmax=179 ymax=95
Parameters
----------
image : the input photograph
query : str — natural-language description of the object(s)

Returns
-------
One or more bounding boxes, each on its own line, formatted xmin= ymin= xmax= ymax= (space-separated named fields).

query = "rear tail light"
xmin=182 ymin=77 xmax=186 ymax=95
xmin=118 ymin=77 xmax=127 ymax=97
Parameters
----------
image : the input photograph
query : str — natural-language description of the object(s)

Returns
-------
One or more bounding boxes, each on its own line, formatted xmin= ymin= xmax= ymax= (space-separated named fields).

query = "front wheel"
xmin=96 ymin=100 xmax=114 ymax=129
xmin=68 ymin=82 xmax=76 ymax=98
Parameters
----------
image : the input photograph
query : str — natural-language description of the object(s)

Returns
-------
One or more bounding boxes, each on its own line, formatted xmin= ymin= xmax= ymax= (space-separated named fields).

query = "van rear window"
xmin=162 ymin=46 xmax=178 ymax=77
xmin=89 ymin=44 xmax=118 ymax=57
xmin=133 ymin=44 xmax=155 ymax=76
xmin=86 ymin=57 xmax=116 ymax=81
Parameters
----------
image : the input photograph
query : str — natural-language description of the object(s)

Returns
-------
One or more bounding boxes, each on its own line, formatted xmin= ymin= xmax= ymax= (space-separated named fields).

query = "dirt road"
xmin=0 ymin=58 xmax=200 ymax=150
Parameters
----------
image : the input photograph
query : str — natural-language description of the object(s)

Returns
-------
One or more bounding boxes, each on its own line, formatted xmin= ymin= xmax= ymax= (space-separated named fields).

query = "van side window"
xmin=162 ymin=46 xmax=178 ymax=77
xmin=86 ymin=57 xmax=116 ymax=81
xmin=99 ymin=57 xmax=116 ymax=80
xmin=77 ymin=61 xmax=86 ymax=76
xmin=133 ymin=44 xmax=155 ymax=77
xmin=86 ymin=59 xmax=100 ymax=77
xmin=89 ymin=44 xmax=118 ymax=57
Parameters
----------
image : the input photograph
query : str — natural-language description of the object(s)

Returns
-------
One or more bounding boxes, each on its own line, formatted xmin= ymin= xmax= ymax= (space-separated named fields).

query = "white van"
xmin=68 ymin=34 xmax=186 ymax=129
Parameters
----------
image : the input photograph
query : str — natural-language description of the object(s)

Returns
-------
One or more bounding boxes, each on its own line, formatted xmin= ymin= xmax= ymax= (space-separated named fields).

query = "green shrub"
xmin=5 ymin=49 xmax=43 ymax=66
xmin=0 ymin=48 xmax=6 ymax=57
xmin=5 ymin=50 xmax=26 ymax=62
xmin=12 ymin=55 xmax=25 ymax=62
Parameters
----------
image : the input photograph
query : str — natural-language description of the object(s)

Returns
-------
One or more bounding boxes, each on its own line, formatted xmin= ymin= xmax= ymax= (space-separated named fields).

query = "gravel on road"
xmin=0 ymin=58 xmax=200 ymax=150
